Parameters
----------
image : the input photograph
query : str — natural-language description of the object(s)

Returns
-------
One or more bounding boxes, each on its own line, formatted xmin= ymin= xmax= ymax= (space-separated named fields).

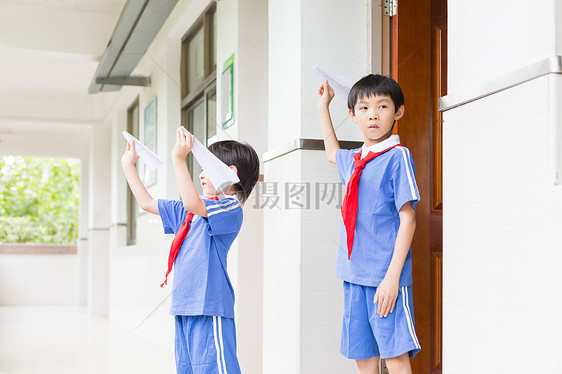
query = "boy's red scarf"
xmin=341 ymin=145 xmax=401 ymax=259
xmin=161 ymin=196 xmax=219 ymax=287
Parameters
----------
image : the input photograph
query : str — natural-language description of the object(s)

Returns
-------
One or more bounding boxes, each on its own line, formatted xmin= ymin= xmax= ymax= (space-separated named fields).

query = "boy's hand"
xmin=373 ymin=275 xmax=399 ymax=318
xmin=172 ymin=127 xmax=194 ymax=161
xmin=317 ymin=80 xmax=335 ymax=108
xmin=121 ymin=141 xmax=140 ymax=166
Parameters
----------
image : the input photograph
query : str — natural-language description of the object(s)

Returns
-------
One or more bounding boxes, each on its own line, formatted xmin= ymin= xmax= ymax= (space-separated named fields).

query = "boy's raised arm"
xmin=121 ymin=142 xmax=159 ymax=215
xmin=317 ymin=80 xmax=341 ymax=164
xmin=171 ymin=128 xmax=208 ymax=217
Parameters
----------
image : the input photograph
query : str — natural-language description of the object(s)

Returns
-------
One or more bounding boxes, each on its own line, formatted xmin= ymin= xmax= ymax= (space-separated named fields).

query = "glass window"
xmin=186 ymin=99 xmax=205 ymax=195
xmin=206 ymin=87 xmax=217 ymax=140
xmin=181 ymin=5 xmax=217 ymax=188
xmin=187 ymin=27 xmax=205 ymax=94
xmin=211 ymin=11 xmax=217 ymax=69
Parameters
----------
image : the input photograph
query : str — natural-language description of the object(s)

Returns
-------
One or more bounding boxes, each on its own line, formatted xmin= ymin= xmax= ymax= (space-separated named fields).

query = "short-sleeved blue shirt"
xmin=158 ymin=196 xmax=242 ymax=318
xmin=335 ymin=137 xmax=420 ymax=287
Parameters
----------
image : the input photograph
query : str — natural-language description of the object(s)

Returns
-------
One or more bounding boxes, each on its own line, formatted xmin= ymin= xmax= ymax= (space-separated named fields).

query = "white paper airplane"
xmin=122 ymin=131 xmax=164 ymax=171
xmin=313 ymin=64 xmax=356 ymax=101
xmin=179 ymin=127 xmax=240 ymax=194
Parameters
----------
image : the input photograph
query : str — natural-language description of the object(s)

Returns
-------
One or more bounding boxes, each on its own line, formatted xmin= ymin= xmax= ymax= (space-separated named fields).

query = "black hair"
xmin=347 ymin=74 xmax=404 ymax=114
xmin=207 ymin=140 xmax=260 ymax=204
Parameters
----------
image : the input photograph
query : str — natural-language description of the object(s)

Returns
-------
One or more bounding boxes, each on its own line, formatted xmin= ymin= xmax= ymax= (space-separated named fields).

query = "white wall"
xmin=443 ymin=76 xmax=562 ymax=373
xmin=0 ymin=255 xmax=78 ymax=306
xmin=443 ymin=0 xmax=562 ymax=372
xmin=267 ymin=0 xmax=368 ymax=150
xmin=448 ymin=0 xmax=556 ymax=93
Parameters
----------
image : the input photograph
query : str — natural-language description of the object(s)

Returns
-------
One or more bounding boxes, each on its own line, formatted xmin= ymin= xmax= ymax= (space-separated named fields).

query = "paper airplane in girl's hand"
xmin=312 ymin=64 xmax=356 ymax=101
xmin=179 ymin=127 xmax=240 ymax=194
xmin=122 ymin=131 xmax=164 ymax=171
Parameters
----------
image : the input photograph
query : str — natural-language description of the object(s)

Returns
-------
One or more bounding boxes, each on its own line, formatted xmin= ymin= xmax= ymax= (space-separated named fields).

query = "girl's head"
xmin=206 ymin=140 xmax=260 ymax=203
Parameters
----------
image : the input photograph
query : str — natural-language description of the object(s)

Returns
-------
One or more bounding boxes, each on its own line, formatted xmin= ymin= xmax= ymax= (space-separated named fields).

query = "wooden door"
xmin=390 ymin=0 xmax=446 ymax=372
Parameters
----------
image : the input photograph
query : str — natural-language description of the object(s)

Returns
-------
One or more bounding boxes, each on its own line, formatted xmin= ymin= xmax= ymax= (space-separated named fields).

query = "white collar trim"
xmin=361 ymin=135 xmax=401 ymax=159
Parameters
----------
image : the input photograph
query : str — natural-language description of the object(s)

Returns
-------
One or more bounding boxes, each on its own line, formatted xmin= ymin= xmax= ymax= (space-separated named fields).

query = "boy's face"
xmin=349 ymin=94 xmax=404 ymax=147
xmin=199 ymin=165 xmax=238 ymax=196
xmin=199 ymin=171 xmax=217 ymax=196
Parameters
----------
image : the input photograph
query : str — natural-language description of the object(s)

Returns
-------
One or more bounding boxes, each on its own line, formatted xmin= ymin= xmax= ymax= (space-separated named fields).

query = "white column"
xmin=110 ymin=110 xmax=128 ymax=251
xmin=217 ymin=0 xmax=268 ymax=372
xmin=88 ymin=121 xmax=112 ymax=317
xmin=264 ymin=0 xmax=368 ymax=373
xmin=234 ymin=0 xmax=268 ymax=373
xmin=77 ymin=148 xmax=90 ymax=306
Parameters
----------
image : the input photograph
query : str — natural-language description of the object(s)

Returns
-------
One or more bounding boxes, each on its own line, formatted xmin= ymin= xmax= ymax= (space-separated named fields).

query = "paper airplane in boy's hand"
xmin=179 ymin=127 xmax=240 ymax=194
xmin=313 ymin=64 xmax=355 ymax=101
xmin=122 ymin=131 xmax=164 ymax=171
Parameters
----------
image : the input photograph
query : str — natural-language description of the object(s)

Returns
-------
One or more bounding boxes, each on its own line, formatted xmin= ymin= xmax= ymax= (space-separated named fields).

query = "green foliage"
xmin=0 ymin=156 xmax=80 ymax=244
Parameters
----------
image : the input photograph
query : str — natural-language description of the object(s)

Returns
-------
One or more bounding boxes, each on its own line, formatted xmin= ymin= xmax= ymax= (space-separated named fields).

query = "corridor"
xmin=0 ymin=306 xmax=174 ymax=374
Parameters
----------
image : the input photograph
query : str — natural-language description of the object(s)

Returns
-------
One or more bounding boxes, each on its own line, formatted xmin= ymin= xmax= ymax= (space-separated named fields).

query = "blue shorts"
xmin=175 ymin=315 xmax=241 ymax=374
xmin=340 ymin=281 xmax=421 ymax=360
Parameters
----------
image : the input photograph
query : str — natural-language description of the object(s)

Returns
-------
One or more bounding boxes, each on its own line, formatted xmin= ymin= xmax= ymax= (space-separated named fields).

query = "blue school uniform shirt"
xmin=158 ymin=196 xmax=242 ymax=318
xmin=335 ymin=135 xmax=420 ymax=287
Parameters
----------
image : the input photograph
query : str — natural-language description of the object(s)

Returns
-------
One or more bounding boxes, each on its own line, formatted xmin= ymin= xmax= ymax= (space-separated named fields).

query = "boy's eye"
xmin=359 ymin=106 xmax=368 ymax=110
xmin=379 ymin=105 xmax=388 ymax=109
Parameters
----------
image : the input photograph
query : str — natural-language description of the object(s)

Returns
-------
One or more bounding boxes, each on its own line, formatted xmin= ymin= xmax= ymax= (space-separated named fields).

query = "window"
xmin=181 ymin=4 xmax=217 ymax=194
xmin=126 ymin=98 xmax=139 ymax=245
xmin=0 ymin=155 xmax=80 ymax=245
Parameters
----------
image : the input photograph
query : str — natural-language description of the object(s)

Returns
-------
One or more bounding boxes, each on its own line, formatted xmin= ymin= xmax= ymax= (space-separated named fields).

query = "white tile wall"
xmin=443 ymin=108 xmax=463 ymax=208
xmin=443 ymin=75 xmax=562 ymax=371
xmin=448 ymin=0 xmax=555 ymax=93
xmin=550 ymin=74 xmax=562 ymax=189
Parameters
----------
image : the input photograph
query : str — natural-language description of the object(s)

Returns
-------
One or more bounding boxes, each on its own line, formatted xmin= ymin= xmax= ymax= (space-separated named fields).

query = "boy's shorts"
xmin=175 ymin=315 xmax=241 ymax=374
xmin=340 ymin=281 xmax=421 ymax=360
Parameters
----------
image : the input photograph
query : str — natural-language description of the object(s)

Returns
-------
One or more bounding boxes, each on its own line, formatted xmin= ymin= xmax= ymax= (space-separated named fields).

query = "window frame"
xmin=180 ymin=4 xmax=218 ymax=194
xmin=126 ymin=97 xmax=140 ymax=246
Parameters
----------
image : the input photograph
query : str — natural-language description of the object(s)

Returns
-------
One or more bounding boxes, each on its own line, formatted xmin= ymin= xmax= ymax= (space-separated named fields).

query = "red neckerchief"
xmin=341 ymin=144 xmax=401 ymax=259
xmin=160 ymin=196 xmax=219 ymax=287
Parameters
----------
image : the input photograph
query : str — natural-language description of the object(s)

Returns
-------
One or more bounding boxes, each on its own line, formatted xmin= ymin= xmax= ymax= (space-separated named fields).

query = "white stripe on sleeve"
xmin=207 ymin=200 xmax=241 ymax=217
xmin=397 ymin=147 xmax=419 ymax=201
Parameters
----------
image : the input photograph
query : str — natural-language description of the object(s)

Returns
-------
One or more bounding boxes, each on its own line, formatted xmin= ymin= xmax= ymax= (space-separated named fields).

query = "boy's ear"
xmin=229 ymin=165 xmax=238 ymax=176
xmin=349 ymin=109 xmax=357 ymax=124
xmin=394 ymin=105 xmax=405 ymax=121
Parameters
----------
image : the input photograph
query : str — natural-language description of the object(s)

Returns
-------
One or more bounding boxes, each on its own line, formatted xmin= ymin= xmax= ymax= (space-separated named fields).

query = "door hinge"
xmin=383 ymin=0 xmax=397 ymax=16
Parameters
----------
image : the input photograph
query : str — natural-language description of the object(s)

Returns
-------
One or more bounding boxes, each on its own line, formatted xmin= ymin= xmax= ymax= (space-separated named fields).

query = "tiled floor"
xmin=0 ymin=306 xmax=175 ymax=374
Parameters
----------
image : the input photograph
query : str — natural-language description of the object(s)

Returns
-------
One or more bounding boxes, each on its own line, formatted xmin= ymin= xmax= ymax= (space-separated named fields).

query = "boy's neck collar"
xmin=361 ymin=135 xmax=401 ymax=158
xmin=202 ymin=193 xmax=238 ymax=201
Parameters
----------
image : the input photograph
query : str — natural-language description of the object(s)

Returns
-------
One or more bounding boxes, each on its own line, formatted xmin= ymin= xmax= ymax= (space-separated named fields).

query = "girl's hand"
xmin=317 ymin=80 xmax=335 ymax=107
xmin=172 ymin=127 xmax=194 ymax=161
xmin=121 ymin=141 xmax=139 ymax=166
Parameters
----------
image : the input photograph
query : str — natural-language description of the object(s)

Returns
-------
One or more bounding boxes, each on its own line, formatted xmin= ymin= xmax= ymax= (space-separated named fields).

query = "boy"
xmin=317 ymin=75 xmax=420 ymax=374
xmin=121 ymin=128 xmax=260 ymax=374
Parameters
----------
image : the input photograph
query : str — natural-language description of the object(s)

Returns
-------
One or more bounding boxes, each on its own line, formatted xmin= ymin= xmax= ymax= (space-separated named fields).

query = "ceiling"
xmin=0 ymin=0 xmax=128 ymax=122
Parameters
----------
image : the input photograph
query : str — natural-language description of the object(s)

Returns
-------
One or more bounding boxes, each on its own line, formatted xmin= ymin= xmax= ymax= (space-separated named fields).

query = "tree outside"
xmin=0 ymin=156 xmax=80 ymax=244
